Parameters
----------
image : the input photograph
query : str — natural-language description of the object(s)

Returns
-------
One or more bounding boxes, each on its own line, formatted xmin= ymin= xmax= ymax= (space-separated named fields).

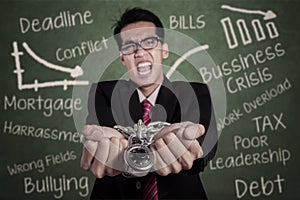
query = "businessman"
xmin=80 ymin=7 xmax=217 ymax=199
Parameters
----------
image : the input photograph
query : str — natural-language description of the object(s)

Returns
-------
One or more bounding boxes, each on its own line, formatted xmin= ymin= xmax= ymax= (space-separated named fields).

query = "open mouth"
xmin=137 ymin=62 xmax=152 ymax=76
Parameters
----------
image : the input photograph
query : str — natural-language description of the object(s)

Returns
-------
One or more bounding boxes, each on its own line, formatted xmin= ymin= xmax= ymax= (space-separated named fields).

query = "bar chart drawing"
xmin=221 ymin=5 xmax=279 ymax=49
xmin=11 ymin=41 xmax=89 ymax=92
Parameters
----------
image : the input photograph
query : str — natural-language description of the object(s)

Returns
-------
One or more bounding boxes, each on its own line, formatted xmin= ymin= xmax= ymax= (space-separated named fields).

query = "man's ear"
xmin=119 ymin=52 xmax=125 ymax=65
xmin=162 ymin=43 xmax=169 ymax=59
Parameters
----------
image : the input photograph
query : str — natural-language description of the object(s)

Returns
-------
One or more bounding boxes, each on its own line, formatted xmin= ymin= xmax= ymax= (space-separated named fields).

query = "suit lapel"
xmin=129 ymin=90 xmax=143 ymax=123
xmin=114 ymin=80 xmax=143 ymax=126
xmin=115 ymin=77 xmax=179 ymax=125
xmin=153 ymin=78 xmax=180 ymax=123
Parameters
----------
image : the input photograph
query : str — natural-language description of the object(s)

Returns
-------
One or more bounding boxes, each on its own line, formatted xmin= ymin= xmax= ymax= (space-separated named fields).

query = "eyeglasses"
xmin=120 ymin=36 xmax=161 ymax=55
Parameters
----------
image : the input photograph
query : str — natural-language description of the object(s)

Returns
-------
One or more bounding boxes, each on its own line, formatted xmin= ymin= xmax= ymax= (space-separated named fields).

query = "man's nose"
xmin=134 ymin=45 xmax=147 ymax=57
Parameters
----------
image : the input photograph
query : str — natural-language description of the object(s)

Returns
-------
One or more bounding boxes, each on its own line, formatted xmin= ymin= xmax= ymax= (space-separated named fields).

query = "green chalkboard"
xmin=0 ymin=0 xmax=299 ymax=199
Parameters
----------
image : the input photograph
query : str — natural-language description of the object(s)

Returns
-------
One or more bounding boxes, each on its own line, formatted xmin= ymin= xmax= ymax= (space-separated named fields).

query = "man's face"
xmin=119 ymin=21 xmax=169 ymax=89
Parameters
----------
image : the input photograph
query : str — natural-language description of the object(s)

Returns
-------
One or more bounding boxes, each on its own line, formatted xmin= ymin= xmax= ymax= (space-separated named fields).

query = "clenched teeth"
xmin=137 ymin=62 xmax=152 ymax=75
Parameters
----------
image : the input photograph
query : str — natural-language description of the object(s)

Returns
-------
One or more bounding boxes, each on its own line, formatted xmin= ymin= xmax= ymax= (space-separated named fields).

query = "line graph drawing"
xmin=23 ymin=42 xmax=83 ymax=78
xmin=221 ymin=5 xmax=277 ymax=20
xmin=11 ymin=41 xmax=89 ymax=92
xmin=166 ymin=44 xmax=209 ymax=78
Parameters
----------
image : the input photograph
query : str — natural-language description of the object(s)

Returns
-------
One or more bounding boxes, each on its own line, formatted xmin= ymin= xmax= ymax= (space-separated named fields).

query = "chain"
xmin=114 ymin=119 xmax=170 ymax=146
xmin=114 ymin=119 xmax=170 ymax=177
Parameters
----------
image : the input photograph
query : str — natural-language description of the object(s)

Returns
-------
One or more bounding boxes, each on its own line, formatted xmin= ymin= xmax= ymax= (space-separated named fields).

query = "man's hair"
xmin=113 ymin=7 xmax=165 ymax=49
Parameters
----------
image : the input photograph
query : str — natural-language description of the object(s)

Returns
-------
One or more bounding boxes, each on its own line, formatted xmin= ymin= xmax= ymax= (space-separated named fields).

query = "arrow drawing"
xmin=166 ymin=45 xmax=209 ymax=78
xmin=221 ymin=5 xmax=277 ymax=20
xmin=22 ymin=42 xmax=83 ymax=78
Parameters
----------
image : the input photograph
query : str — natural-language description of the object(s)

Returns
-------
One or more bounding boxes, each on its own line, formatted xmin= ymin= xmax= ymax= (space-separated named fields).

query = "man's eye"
xmin=144 ymin=38 xmax=155 ymax=45
xmin=122 ymin=43 xmax=136 ymax=51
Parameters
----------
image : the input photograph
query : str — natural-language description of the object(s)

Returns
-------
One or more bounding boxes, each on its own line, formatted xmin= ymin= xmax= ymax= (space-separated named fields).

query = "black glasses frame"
xmin=120 ymin=36 xmax=162 ymax=55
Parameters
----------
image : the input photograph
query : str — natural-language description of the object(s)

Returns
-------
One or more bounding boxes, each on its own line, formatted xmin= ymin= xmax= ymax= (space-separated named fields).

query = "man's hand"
xmin=80 ymin=125 xmax=128 ymax=178
xmin=151 ymin=122 xmax=205 ymax=176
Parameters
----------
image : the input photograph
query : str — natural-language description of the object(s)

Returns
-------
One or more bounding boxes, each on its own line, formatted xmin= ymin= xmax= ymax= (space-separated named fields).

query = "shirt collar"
xmin=137 ymin=85 xmax=161 ymax=106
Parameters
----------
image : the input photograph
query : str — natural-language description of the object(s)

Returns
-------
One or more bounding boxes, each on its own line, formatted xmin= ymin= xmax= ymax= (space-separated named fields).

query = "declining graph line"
xmin=11 ymin=41 xmax=89 ymax=92
xmin=221 ymin=5 xmax=277 ymax=20
xmin=22 ymin=42 xmax=83 ymax=78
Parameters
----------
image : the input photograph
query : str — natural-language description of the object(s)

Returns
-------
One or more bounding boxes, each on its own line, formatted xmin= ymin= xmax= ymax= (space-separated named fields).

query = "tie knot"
xmin=142 ymin=99 xmax=152 ymax=109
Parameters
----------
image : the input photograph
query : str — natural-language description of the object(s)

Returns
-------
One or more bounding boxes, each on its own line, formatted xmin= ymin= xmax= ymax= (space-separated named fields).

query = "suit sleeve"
xmin=182 ymin=83 xmax=218 ymax=175
xmin=85 ymin=82 xmax=116 ymax=127
xmin=86 ymin=83 xmax=99 ymax=125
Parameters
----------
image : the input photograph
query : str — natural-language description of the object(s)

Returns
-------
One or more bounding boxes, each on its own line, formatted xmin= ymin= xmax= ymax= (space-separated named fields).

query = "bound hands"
xmin=80 ymin=125 xmax=127 ymax=178
xmin=80 ymin=122 xmax=205 ymax=178
xmin=151 ymin=122 xmax=204 ymax=175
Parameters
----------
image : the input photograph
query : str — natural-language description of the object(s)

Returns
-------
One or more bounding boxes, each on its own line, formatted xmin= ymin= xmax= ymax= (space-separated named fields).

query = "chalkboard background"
xmin=0 ymin=0 xmax=299 ymax=199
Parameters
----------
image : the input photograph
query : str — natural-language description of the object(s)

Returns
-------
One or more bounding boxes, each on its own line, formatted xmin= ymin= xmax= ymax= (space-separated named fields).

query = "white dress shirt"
xmin=136 ymin=85 xmax=161 ymax=106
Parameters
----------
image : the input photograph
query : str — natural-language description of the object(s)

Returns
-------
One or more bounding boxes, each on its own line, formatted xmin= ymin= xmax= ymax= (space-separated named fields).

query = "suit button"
xmin=136 ymin=181 xmax=141 ymax=190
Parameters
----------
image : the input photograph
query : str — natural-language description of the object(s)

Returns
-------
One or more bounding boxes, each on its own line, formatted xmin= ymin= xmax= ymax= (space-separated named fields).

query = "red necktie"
xmin=142 ymin=99 xmax=152 ymax=126
xmin=142 ymin=99 xmax=159 ymax=200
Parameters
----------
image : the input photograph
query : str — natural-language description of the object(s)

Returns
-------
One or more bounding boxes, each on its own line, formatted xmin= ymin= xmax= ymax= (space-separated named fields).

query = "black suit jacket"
xmin=86 ymin=78 xmax=218 ymax=199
